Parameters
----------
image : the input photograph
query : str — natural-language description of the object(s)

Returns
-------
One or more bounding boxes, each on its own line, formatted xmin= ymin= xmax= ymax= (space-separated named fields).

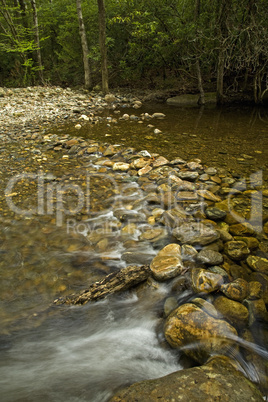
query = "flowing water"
xmin=0 ymin=103 xmax=268 ymax=401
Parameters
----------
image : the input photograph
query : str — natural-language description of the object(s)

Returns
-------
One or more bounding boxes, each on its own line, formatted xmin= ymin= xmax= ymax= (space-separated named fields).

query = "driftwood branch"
xmin=54 ymin=265 xmax=151 ymax=305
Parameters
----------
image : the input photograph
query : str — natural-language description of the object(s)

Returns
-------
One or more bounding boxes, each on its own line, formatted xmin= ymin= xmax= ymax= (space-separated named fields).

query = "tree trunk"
xmin=196 ymin=59 xmax=205 ymax=105
xmin=97 ymin=0 xmax=109 ymax=93
xmin=194 ymin=0 xmax=205 ymax=105
xmin=76 ymin=0 xmax=92 ymax=89
xmin=31 ymin=0 xmax=44 ymax=84
xmin=54 ymin=265 xmax=151 ymax=305
xmin=216 ymin=49 xmax=225 ymax=104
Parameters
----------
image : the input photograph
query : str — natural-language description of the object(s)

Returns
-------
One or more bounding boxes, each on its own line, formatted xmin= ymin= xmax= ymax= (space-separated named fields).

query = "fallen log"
xmin=54 ymin=264 xmax=151 ymax=305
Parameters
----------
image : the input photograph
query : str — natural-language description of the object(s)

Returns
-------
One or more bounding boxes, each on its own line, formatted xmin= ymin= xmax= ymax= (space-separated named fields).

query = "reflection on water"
xmin=53 ymin=103 xmax=268 ymax=182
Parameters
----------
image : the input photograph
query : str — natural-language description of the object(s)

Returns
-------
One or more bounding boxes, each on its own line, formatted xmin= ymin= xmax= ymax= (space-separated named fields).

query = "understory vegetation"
xmin=0 ymin=0 xmax=267 ymax=103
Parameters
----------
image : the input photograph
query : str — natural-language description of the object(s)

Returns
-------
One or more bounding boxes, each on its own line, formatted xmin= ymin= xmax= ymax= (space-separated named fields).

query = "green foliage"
xmin=0 ymin=0 xmax=267 ymax=101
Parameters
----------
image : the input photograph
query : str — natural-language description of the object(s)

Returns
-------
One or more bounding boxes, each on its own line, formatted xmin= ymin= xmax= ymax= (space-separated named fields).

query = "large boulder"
xmin=109 ymin=356 xmax=263 ymax=401
xmin=164 ymin=303 xmax=237 ymax=364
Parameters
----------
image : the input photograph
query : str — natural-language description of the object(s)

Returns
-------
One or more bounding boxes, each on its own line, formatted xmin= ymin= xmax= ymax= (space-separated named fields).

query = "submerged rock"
xmin=172 ymin=222 xmax=219 ymax=246
xmin=247 ymin=255 xmax=268 ymax=275
xmin=196 ymin=249 xmax=223 ymax=265
xmin=224 ymin=241 xmax=250 ymax=261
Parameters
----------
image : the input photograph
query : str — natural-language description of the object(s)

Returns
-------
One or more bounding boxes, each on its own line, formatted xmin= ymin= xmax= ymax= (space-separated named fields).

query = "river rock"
xmin=150 ymin=243 xmax=184 ymax=281
xmin=139 ymin=227 xmax=169 ymax=248
xmin=220 ymin=278 xmax=249 ymax=301
xmin=191 ymin=297 xmax=219 ymax=318
xmin=248 ymin=281 xmax=263 ymax=300
xmin=172 ymin=222 xmax=219 ymax=246
xmin=249 ymin=272 xmax=268 ymax=303
xmin=164 ymin=303 xmax=238 ymax=363
xmin=178 ymin=171 xmax=199 ymax=181
xmin=152 ymin=156 xmax=169 ymax=167
xmin=247 ymin=255 xmax=268 ymax=275
xmin=213 ymin=295 xmax=249 ymax=329
xmin=152 ymin=112 xmax=166 ymax=119
xmin=196 ymin=249 xmax=223 ymax=265
xmin=205 ymin=207 xmax=227 ymax=221
xmin=163 ymin=297 xmax=178 ymax=317
xmin=181 ymin=244 xmax=198 ymax=260
xmin=160 ymin=206 xmax=187 ymax=228
xmin=109 ymin=356 xmax=263 ymax=402
xmin=229 ymin=223 xmax=256 ymax=236
xmin=224 ymin=241 xmax=250 ymax=261
xmin=243 ymin=299 xmax=268 ymax=326
xmin=197 ymin=189 xmax=221 ymax=202
xmin=191 ymin=268 xmax=223 ymax=293
xmin=234 ymin=236 xmax=259 ymax=250
xmin=112 ymin=162 xmax=130 ymax=171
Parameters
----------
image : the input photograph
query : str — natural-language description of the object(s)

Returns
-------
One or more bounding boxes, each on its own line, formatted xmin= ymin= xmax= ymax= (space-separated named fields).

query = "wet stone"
xmin=178 ymin=171 xmax=199 ymax=181
xmin=150 ymin=243 xmax=183 ymax=281
xmin=191 ymin=297 xmax=219 ymax=318
xmin=139 ymin=227 xmax=169 ymax=248
xmin=220 ymin=278 xmax=249 ymax=301
xmin=191 ymin=268 xmax=223 ymax=294
xmin=224 ymin=241 xmax=250 ymax=261
xmin=164 ymin=303 xmax=238 ymax=364
xmin=172 ymin=222 xmax=219 ymax=246
xmin=213 ymin=295 xmax=249 ymax=329
xmin=163 ymin=297 xmax=178 ymax=317
xmin=243 ymin=299 xmax=268 ymax=326
xmin=229 ymin=222 xmax=256 ymax=236
xmin=205 ymin=207 xmax=227 ymax=221
xmin=247 ymin=255 xmax=268 ymax=275
xmin=110 ymin=356 xmax=264 ymax=402
xmin=248 ymin=281 xmax=263 ymax=300
xmin=196 ymin=249 xmax=223 ymax=266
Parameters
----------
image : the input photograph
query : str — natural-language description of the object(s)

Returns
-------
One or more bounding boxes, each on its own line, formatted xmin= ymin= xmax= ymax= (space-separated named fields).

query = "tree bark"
xmin=76 ymin=0 xmax=92 ymax=89
xmin=194 ymin=0 xmax=205 ymax=105
xmin=54 ymin=265 xmax=151 ymax=305
xmin=97 ymin=0 xmax=109 ymax=93
xmin=216 ymin=49 xmax=225 ymax=104
xmin=31 ymin=0 xmax=44 ymax=84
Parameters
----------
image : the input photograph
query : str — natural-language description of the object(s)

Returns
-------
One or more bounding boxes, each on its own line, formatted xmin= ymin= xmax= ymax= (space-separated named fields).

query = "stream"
xmin=0 ymin=103 xmax=268 ymax=401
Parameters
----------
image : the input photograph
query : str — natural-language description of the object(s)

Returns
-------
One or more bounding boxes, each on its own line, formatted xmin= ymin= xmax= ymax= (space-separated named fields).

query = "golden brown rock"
xmin=220 ymin=278 xmax=249 ymax=301
xmin=109 ymin=356 xmax=263 ymax=402
xmin=164 ymin=303 xmax=237 ymax=364
xmin=191 ymin=268 xmax=223 ymax=294
xmin=213 ymin=296 xmax=249 ymax=329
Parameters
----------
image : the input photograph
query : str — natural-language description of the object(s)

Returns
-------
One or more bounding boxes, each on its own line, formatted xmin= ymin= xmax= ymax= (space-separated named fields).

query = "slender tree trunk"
xmin=76 ymin=0 xmax=92 ymax=89
xmin=31 ymin=0 xmax=44 ymax=84
xmin=194 ymin=0 xmax=205 ymax=105
xmin=216 ymin=49 xmax=225 ymax=104
xmin=196 ymin=59 xmax=205 ymax=105
xmin=97 ymin=0 xmax=109 ymax=93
